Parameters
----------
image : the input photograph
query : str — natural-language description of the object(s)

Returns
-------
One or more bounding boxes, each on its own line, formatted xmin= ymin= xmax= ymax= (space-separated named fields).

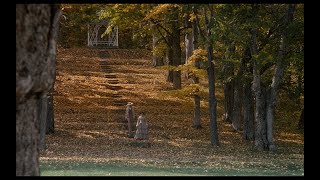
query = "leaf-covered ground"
xmin=40 ymin=47 xmax=304 ymax=176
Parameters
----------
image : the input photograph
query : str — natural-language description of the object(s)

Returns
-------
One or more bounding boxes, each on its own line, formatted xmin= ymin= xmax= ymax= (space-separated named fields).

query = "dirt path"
xmin=40 ymin=47 xmax=304 ymax=175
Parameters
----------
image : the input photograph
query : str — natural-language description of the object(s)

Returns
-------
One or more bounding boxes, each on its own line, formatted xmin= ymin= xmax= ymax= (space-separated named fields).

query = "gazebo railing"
xmin=87 ymin=23 xmax=118 ymax=48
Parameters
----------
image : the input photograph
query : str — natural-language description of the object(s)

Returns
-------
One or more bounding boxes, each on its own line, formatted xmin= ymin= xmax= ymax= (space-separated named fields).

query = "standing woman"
xmin=134 ymin=112 xmax=148 ymax=140
xmin=125 ymin=102 xmax=134 ymax=138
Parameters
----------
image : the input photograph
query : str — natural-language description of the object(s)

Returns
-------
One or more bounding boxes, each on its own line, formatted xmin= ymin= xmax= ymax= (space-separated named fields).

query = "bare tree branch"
xmin=155 ymin=25 xmax=170 ymax=47
xmin=192 ymin=6 xmax=205 ymax=39
xmin=150 ymin=19 xmax=172 ymax=36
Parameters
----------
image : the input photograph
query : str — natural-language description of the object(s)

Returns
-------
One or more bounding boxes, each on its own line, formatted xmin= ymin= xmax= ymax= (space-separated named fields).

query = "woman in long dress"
xmin=125 ymin=102 xmax=134 ymax=138
xmin=134 ymin=112 xmax=148 ymax=140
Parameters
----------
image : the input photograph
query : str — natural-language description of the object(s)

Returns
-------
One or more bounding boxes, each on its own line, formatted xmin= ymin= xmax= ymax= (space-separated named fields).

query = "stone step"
xmin=101 ymin=67 xmax=112 ymax=71
xmin=100 ymin=65 xmax=112 ymax=69
xmin=105 ymin=74 xmax=117 ymax=78
xmin=112 ymin=100 xmax=127 ymax=106
xmin=110 ymin=94 xmax=122 ymax=98
xmin=99 ymin=61 xmax=108 ymax=65
xmin=108 ymin=80 xmax=119 ymax=84
xmin=106 ymin=85 xmax=122 ymax=90
xmin=103 ymin=70 xmax=113 ymax=73
xmin=98 ymin=51 xmax=109 ymax=59
xmin=112 ymin=103 xmax=126 ymax=106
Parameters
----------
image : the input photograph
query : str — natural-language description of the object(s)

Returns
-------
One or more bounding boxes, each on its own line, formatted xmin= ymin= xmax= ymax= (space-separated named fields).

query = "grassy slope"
xmin=40 ymin=47 xmax=304 ymax=176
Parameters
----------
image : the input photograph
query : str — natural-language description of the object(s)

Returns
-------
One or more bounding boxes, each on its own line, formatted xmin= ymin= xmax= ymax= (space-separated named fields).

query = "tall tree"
xmin=16 ymin=4 xmax=61 ymax=175
xmin=184 ymin=13 xmax=193 ymax=65
xmin=222 ymin=42 xmax=234 ymax=124
xmin=146 ymin=5 xmax=184 ymax=89
xmin=182 ymin=6 xmax=203 ymax=128
xmin=231 ymin=46 xmax=252 ymax=132
xmin=242 ymin=47 xmax=255 ymax=140
xmin=265 ymin=4 xmax=296 ymax=151
xmin=151 ymin=23 xmax=164 ymax=67
xmin=243 ymin=77 xmax=255 ymax=140
xmin=170 ymin=6 xmax=182 ymax=89
xmin=191 ymin=20 xmax=202 ymax=128
xmin=193 ymin=5 xmax=219 ymax=146
xmin=231 ymin=54 xmax=244 ymax=131
xmin=215 ymin=5 xmax=247 ymax=128
xmin=250 ymin=4 xmax=296 ymax=151
xmin=250 ymin=23 xmax=270 ymax=151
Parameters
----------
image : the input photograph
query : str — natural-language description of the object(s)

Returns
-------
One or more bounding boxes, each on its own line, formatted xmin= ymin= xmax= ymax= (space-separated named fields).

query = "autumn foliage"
xmin=40 ymin=48 xmax=303 ymax=174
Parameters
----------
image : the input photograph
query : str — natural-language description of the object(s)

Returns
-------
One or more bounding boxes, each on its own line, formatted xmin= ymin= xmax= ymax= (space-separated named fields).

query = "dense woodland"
xmin=16 ymin=4 xmax=304 ymax=176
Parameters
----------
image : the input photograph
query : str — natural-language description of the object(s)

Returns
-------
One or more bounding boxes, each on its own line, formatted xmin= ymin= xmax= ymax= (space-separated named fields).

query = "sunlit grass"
xmin=40 ymin=160 xmax=303 ymax=176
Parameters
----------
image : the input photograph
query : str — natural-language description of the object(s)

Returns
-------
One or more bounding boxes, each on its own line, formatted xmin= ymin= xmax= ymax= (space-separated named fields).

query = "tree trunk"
xmin=266 ymin=88 xmax=276 ymax=151
xmin=232 ymin=49 xmax=246 ymax=131
xmin=223 ymin=64 xmax=234 ymax=124
xmin=38 ymin=95 xmax=48 ymax=151
xmin=171 ymin=7 xmax=182 ymax=89
xmin=184 ymin=14 xmax=193 ymax=64
xmin=237 ymin=46 xmax=255 ymax=140
xmin=267 ymin=4 xmax=296 ymax=152
xmin=193 ymin=95 xmax=202 ymax=128
xmin=152 ymin=30 xmax=164 ymax=67
xmin=296 ymin=64 xmax=303 ymax=106
xmin=192 ymin=20 xmax=201 ymax=128
xmin=192 ymin=20 xmax=200 ymax=84
xmin=255 ymin=84 xmax=269 ymax=151
xmin=193 ymin=5 xmax=218 ymax=145
xmin=153 ymin=56 xmax=163 ymax=67
xmin=232 ymin=78 xmax=241 ymax=131
xmin=222 ymin=42 xmax=235 ymax=124
xmin=251 ymin=28 xmax=268 ymax=151
xmin=46 ymin=92 xmax=55 ymax=134
xmin=16 ymin=99 xmax=40 ymax=176
xmin=207 ymin=44 xmax=219 ymax=146
xmin=172 ymin=71 xmax=181 ymax=89
xmin=243 ymin=82 xmax=254 ymax=140
xmin=185 ymin=33 xmax=193 ymax=64
xmin=166 ymin=46 xmax=174 ymax=83
xmin=16 ymin=4 xmax=61 ymax=176
xmin=192 ymin=20 xmax=198 ymax=50
xmin=298 ymin=107 xmax=304 ymax=129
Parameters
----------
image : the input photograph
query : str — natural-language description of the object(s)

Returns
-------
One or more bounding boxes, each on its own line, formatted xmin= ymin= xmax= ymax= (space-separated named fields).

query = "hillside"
xmin=40 ymin=47 xmax=304 ymax=175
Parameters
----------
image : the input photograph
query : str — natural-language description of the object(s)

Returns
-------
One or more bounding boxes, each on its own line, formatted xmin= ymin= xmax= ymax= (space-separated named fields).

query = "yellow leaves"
xmin=112 ymin=4 xmax=140 ymax=13
xmin=185 ymin=65 xmax=208 ymax=79
xmin=189 ymin=13 xmax=196 ymax=22
xmin=152 ymin=42 xmax=167 ymax=57
xmin=144 ymin=4 xmax=176 ymax=21
xmin=187 ymin=49 xmax=208 ymax=65
xmin=113 ymin=4 xmax=119 ymax=9
xmin=61 ymin=4 xmax=73 ymax=11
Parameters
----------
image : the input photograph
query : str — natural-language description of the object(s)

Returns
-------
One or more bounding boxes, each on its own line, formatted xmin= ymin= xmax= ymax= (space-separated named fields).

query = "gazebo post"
xmin=116 ymin=26 xmax=119 ymax=47
xmin=87 ymin=24 xmax=90 ymax=46
xmin=95 ymin=25 xmax=98 ymax=46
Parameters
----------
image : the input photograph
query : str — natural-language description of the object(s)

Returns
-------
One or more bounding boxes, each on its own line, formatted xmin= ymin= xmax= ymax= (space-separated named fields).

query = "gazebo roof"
xmin=88 ymin=18 xmax=110 ymax=25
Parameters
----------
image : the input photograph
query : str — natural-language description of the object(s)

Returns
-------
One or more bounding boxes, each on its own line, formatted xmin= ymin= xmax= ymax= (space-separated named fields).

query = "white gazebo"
xmin=87 ymin=18 xmax=118 ymax=48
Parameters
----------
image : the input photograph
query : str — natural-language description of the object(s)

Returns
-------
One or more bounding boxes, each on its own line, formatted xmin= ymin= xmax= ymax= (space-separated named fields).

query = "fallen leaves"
xmin=40 ymin=47 xmax=304 ymax=175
